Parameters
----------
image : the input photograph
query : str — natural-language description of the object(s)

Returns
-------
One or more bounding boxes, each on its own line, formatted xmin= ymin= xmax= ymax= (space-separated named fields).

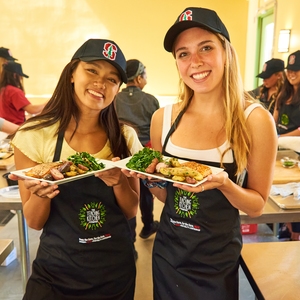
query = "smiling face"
xmin=71 ymin=60 xmax=121 ymax=111
xmin=173 ymin=27 xmax=226 ymax=95
xmin=286 ymin=69 xmax=300 ymax=89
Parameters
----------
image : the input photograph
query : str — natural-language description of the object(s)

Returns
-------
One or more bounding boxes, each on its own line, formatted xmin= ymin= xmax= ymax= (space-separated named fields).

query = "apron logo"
xmin=174 ymin=189 xmax=199 ymax=218
xmin=280 ymin=113 xmax=289 ymax=126
xmin=102 ymin=42 xmax=117 ymax=61
xmin=79 ymin=202 xmax=106 ymax=230
xmin=179 ymin=10 xmax=193 ymax=22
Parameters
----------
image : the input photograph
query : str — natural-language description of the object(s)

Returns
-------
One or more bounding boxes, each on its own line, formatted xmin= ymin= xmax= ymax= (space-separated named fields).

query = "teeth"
xmin=192 ymin=71 xmax=209 ymax=80
xmin=88 ymin=90 xmax=103 ymax=97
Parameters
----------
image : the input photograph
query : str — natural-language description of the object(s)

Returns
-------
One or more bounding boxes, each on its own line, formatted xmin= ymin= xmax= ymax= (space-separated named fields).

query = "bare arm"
xmin=13 ymin=146 xmax=56 ymax=230
xmin=0 ymin=118 xmax=19 ymax=134
xmin=23 ymin=102 xmax=47 ymax=115
xmin=95 ymin=166 xmax=139 ymax=219
xmin=173 ymin=107 xmax=277 ymax=217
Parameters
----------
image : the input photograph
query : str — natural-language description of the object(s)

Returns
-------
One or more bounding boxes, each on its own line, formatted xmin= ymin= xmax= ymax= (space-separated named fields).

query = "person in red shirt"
xmin=0 ymin=61 xmax=46 ymax=125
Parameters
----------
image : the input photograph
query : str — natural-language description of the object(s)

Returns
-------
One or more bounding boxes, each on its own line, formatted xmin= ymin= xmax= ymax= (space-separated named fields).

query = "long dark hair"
xmin=0 ymin=69 xmax=24 ymax=92
xmin=16 ymin=59 xmax=131 ymax=159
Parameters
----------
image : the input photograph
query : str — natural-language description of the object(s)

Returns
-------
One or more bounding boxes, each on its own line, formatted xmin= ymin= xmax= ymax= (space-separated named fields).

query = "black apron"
xmin=23 ymin=132 xmax=136 ymax=300
xmin=152 ymin=111 xmax=242 ymax=300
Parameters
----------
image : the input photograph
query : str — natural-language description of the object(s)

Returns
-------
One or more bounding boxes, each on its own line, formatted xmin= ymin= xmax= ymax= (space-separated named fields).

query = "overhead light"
xmin=278 ymin=29 xmax=291 ymax=53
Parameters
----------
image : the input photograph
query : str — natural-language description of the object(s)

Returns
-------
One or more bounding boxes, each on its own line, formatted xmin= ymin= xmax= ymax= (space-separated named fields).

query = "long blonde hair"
xmin=174 ymin=33 xmax=251 ymax=175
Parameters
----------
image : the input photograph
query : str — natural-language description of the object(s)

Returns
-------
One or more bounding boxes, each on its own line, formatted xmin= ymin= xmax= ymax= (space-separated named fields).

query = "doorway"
xmin=255 ymin=9 xmax=274 ymax=88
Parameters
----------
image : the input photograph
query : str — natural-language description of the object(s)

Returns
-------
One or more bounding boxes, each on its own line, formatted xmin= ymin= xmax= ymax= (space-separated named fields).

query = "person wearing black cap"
xmin=0 ymin=46 xmax=17 ymax=75
xmin=0 ymin=61 xmax=46 ymax=125
xmin=249 ymin=58 xmax=285 ymax=114
xmin=9 ymin=39 xmax=142 ymax=299
xmin=115 ymin=59 xmax=160 ymax=254
xmin=274 ymin=50 xmax=300 ymax=241
xmin=124 ymin=7 xmax=277 ymax=299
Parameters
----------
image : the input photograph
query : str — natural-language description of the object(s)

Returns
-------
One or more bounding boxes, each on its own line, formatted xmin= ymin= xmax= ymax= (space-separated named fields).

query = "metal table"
xmin=0 ymin=193 xmax=29 ymax=292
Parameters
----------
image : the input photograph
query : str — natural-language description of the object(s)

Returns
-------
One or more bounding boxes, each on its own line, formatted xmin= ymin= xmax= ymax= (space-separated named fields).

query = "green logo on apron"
xmin=174 ymin=189 xmax=199 ymax=218
xmin=79 ymin=202 xmax=106 ymax=230
xmin=280 ymin=114 xmax=289 ymax=126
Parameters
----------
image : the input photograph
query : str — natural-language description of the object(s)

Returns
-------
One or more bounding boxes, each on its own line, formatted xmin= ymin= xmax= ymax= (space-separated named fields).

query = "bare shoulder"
xmin=245 ymin=101 xmax=273 ymax=122
xmin=245 ymin=102 xmax=277 ymax=141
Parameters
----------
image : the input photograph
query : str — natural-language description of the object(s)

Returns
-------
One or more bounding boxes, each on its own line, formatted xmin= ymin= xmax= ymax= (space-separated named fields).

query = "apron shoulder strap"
xmin=52 ymin=131 xmax=64 ymax=162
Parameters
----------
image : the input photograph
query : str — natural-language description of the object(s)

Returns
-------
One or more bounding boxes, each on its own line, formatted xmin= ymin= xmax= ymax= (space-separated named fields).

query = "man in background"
xmin=115 ymin=59 xmax=160 ymax=259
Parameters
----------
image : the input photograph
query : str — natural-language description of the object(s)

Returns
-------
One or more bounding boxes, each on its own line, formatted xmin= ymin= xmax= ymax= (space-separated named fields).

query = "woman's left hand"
xmin=94 ymin=166 xmax=126 ymax=186
xmin=94 ymin=157 xmax=128 ymax=187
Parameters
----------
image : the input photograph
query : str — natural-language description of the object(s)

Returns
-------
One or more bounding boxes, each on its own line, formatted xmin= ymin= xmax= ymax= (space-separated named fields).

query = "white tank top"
xmin=161 ymin=103 xmax=262 ymax=163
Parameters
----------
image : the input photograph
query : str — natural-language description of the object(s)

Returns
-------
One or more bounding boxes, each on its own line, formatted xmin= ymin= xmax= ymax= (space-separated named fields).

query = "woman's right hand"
xmin=8 ymin=173 xmax=59 ymax=199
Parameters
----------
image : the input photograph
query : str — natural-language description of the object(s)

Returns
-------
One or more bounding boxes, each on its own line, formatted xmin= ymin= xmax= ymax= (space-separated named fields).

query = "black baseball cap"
xmin=286 ymin=50 xmax=300 ymax=71
xmin=164 ymin=7 xmax=230 ymax=52
xmin=0 ymin=47 xmax=17 ymax=61
xmin=256 ymin=58 xmax=284 ymax=79
xmin=3 ymin=61 xmax=29 ymax=78
xmin=72 ymin=39 xmax=127 ymax=83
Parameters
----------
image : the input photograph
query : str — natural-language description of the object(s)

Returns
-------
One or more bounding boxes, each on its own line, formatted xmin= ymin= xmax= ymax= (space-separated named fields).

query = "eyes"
xmin=82 ymin=62 xmax=121 ymax=85
xmin=86 ymin=68 xmax=119 ymax=84
xmin=176 ymin=44 xmax=214 ymax=59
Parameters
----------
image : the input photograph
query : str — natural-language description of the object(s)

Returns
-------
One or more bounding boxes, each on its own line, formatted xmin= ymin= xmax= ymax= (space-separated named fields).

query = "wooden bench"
xmin=240 ymin=241 xmax=300 ymax=300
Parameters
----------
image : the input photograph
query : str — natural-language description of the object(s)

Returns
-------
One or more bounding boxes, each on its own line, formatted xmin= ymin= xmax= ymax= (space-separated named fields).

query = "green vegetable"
xmin=126 ymin=148 xmax=163 ymax=172
xmin=283 ymin=161 xmax=295 ymax=167
xmin=67 ymin=152 xmax=105 ymax=171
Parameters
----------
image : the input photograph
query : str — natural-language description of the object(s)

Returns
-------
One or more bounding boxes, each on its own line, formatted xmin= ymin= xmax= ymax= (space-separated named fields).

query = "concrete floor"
xmin=0 ymin=199 xmax=278 ymax=300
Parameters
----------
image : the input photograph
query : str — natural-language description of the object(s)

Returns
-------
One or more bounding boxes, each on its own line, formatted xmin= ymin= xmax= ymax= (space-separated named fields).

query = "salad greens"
xmin=67 ymin=152 xmax=105 ymax=171
xmin=126 ymin=148 xmax=163 ymax=172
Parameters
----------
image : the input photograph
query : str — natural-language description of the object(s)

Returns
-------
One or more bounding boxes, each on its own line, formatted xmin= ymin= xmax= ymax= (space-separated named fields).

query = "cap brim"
xmin=79 ymin=56 xmax=127 ymax=84
xmin=256 ymin=72 xmax=270 ymax=79
xmin=22 ymin=74 xmax=29 ymax=78
xmin=164 ymin=21 xmax=226 ymax=52
xmin=286 ymin=65 xmax=300 ymax=71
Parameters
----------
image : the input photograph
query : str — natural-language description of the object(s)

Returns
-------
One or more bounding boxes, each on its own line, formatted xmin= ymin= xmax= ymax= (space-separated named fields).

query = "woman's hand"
xmin=8 ymin=173 xmax=59 ymax=199
xmin=94 ymin=166 xmax=127 ymax=186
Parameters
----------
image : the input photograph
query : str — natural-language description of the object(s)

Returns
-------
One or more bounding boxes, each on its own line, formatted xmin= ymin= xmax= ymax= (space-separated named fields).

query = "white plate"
xmin=10 ymin=160 xmax=115 ymax=185
xmin=0 ymin=186 xmax=20 ymax=199
xmin=112 ymin=156 xmax=223 ymax=187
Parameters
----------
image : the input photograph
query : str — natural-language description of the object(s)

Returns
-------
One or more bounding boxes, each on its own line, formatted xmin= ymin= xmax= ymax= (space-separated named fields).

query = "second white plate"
xmin=112 ymin=156 xmax=223 ymax=187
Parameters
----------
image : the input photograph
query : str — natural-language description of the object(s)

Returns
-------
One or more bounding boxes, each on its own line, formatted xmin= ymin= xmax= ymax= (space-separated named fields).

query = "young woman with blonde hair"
xmin=125 ymin=7 xmax=277 ymax=299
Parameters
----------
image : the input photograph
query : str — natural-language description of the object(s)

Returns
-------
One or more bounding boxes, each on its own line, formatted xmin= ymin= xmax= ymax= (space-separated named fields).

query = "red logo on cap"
xmin=262 ymin=63 xmax=267 ymax=72
xmin=102 ymin=42 xmax=117 ymax=61
xmin=289 ymin=55 xmax=296 ymax=65
xmin=179 ymin=10 xmax=192 ymax=21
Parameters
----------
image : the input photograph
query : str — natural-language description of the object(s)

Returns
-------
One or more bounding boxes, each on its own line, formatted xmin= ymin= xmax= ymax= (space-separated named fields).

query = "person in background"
xmin=0 ymin=61 xmax=47 ymax=125
xmin=249 ymin=58 xmax=285 ymax=114
xmin=0 ymin=46 xmax=17 ymax=75
xmin=115 ymin=59 xmax=160 ymax=258
xmin=9 ymin=38 xmax=141 ymax=299
xmin=274 ymin=50 xmax=300 ymax=241
xmin=0 ymin=117 xmax=19 ymax=134
xmin=124 ymin=7 xmax=277 ymax=299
